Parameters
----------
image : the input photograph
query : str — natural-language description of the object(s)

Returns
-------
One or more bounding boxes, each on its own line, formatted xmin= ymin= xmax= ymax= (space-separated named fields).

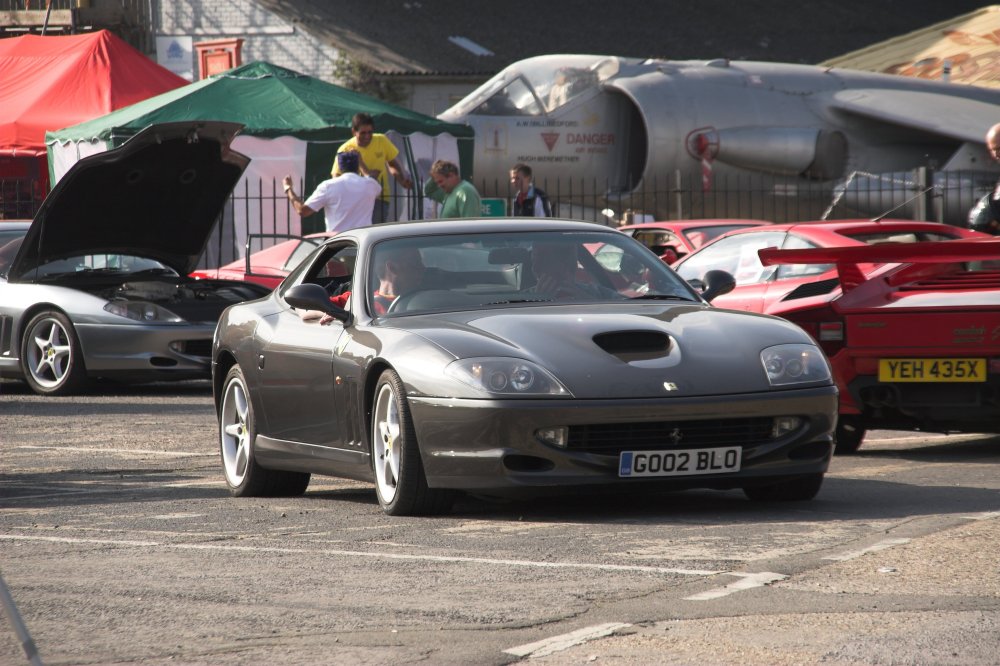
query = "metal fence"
xmin=0 ymin=0 xmax=75 ymax=9
xmin=4 ymin=168 xmax=992 ymax=270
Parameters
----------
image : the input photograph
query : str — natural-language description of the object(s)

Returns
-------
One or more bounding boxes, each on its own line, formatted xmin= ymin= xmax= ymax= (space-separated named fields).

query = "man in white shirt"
xmin=283 ymin=151 xmax=382 ymax=232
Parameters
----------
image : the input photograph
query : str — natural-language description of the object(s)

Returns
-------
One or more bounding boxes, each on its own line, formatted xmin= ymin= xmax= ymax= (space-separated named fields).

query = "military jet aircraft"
xmin=438 ymin=54 xmax=1000 ymax=224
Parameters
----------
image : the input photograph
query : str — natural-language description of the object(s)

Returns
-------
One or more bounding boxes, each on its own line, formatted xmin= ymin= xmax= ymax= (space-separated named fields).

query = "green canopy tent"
xmin=46 ymin=61 xmax=475 ymax=257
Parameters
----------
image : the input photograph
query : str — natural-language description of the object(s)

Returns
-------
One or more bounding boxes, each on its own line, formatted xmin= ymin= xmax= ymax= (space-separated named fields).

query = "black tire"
xmin=20 ymin=310 xmax=87 ymax=395
xmin=371 ymin=369 xmax=455 ymax=516
xmin=834 ymin=417 xmax=866 ymax=455
xmin=743 ymin=473 xmax=824 ymax=502
xmin=219 ymin=365 xmax=310 ymax=497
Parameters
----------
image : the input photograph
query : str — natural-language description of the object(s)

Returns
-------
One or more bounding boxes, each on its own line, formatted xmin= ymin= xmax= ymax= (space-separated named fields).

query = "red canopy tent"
xmin=0 ymin=30 xmax=186 ymax=217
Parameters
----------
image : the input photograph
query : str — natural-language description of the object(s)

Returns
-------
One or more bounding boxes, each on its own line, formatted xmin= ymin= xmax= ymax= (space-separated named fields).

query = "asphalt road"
xmin=2 ymin=379 xmax=999 ymax=665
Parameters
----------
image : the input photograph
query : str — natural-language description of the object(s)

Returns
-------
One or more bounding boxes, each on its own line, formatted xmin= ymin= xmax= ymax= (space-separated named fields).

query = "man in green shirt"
xmin=423 ymin=159 xmax=482 ymax=218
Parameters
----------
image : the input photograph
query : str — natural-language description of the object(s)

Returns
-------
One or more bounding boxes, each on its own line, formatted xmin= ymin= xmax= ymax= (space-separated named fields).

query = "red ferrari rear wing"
xmin=758 ymin=238 xmax=1000 ymax=292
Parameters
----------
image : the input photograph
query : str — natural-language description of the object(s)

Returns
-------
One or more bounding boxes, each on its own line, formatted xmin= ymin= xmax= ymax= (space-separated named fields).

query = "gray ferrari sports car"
xmin=0 ymin=122 xmax=269 ymax=395
xmin=213 ymin=219 xmax=838 ymax=515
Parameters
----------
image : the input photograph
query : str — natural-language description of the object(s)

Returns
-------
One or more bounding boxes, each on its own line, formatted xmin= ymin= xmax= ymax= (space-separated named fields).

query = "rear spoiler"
xmin=758 ymin=238 xmax=1000 ymax=292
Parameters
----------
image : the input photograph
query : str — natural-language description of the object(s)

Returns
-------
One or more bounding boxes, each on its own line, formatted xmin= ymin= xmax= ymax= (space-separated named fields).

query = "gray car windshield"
xmin=369 ymin=230 xmax=698 ymax=316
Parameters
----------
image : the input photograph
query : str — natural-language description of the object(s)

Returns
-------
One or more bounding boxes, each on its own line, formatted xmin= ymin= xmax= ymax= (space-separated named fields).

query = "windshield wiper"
xmin=628 ymin=293 xmax=696 ymax=302
xmin=485 ymin=297 xmax=554 ymax=305
xmin=126 ymin=268 xmax=176 ymax=277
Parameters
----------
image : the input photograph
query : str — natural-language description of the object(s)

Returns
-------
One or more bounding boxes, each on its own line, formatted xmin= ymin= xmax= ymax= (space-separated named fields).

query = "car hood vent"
xmin=593 ymin=330 xmax=671 ymax=362
xmin=782 ymin=277 xmax=840 ymax=301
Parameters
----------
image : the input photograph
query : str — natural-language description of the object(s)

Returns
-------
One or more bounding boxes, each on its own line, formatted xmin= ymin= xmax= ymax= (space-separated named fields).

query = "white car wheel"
xmin=371 ymin=369 xmax=454 ymax=516
xmin=20 ymin=310 xmax=86 ymax=395
xmin=220 ymin=365 xmax=309 ymax=497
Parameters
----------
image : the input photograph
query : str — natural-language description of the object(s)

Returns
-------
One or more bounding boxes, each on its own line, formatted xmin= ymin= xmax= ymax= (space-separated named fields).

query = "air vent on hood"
xmin=593 ymin=330 xmax=671 ymax=362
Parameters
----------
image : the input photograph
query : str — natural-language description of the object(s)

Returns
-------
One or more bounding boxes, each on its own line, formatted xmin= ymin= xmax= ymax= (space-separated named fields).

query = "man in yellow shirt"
xmin=332 ymin=113 xmax=413 ymax=223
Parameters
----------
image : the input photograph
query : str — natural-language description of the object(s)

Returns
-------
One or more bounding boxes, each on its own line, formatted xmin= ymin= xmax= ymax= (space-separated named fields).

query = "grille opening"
xmin=593 ymin=330 xmax=670 ymax=362
xmin=787 ymin=441 xmax=831 ymax=460
xmin=150 ymin=357 xmax=178 ymax=367
xmin=568 ymin=418 xmax=775 ymax=456
xmin=503 ymin=455 xmax=555 ymax=472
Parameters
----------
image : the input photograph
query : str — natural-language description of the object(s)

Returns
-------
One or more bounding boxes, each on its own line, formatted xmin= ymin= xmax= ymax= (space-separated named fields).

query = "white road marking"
xmin=822 ymin=538 xmax=911 ymax=561
xmin=683 ymin=571 xmax=787 ymax=601
xmin=12 ymin=445 xmax=211 ymax=458
xmin=963 ymin=511 xmax=1000 ymax=520
xmin=151 ymin=513 xmax=206 ymax=520
xmin=0 ymin=535 xmax=722 ymax=576
xmin=503 ymin=622 xmax=632 ymax=658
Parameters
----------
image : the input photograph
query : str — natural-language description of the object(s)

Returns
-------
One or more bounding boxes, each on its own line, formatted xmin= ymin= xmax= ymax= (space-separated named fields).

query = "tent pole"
xmin=41 ymin=0 xmax=54 ymax=36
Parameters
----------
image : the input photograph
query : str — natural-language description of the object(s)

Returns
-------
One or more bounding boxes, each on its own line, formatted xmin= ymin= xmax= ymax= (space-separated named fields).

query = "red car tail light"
xmin=818 ymin=321 xmax=844 ymax=342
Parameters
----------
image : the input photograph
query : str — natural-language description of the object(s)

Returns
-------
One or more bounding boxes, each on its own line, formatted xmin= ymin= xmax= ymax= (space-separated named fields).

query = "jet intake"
xmin=690 ymin=127 xmax=846 ymax=180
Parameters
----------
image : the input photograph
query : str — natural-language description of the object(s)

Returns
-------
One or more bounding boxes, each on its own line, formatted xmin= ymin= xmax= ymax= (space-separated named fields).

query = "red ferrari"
xmin=675 ymin=219 xmax=989 ymax=453
xmin=619 ymin=219 xmax=769 ymax=263
xmin=756 ymin=239 xmax=1000 ymax=453
xmin=673 ymin=220 xmax=985 ymax=316
xmin=191 ymin=232 xmax=336 ymax=290
xmin=757 ymin=239 xmax=1000 ymax=453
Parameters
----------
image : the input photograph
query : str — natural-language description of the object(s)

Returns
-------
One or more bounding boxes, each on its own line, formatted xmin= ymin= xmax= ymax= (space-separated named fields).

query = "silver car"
xmin=213 ymin=219 xmax=838 ymax=516
xmin=0 ymin=122 xmax=269 ymax=395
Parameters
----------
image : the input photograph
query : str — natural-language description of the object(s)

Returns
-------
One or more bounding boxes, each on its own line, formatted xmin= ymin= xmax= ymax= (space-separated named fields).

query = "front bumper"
xmin=74 ymin=322 xmax=215 ymax=379
xmin=409 ymin=386 xmax=837 ymax=492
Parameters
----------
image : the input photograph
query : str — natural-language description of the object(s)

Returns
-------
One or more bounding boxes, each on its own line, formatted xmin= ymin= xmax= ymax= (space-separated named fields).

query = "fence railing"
xmin=4 ymin=168 xmax=991 ymax=270
xmin=0 ymin=1 xmax=75 ymax=9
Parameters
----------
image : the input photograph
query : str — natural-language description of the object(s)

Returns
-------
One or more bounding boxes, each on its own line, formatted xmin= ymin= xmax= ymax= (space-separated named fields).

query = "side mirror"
xmin=284 ymin=283 xmax=351 ymax=323
xmin=700 ymin=270 xmax=736 ymax=302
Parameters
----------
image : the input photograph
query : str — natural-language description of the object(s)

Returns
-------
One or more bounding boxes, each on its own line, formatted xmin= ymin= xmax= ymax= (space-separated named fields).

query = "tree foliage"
xmin=331 ymin=53 xmax=406 ymax=105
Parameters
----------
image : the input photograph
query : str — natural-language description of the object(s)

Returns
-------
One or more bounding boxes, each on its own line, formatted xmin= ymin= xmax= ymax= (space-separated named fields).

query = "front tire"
xmin=20 ymin=310 xmax=87 ymax=395
xmin=371 ymin=369 xmax=454 ymax=516
xmin=743 ymin=473 xmax=824 ymax=502
xmin=219 ymin=365 xmax=310 ymax=497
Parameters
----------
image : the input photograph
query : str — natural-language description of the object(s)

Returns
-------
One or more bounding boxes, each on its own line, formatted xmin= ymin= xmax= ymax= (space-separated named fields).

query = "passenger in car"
xmin=527 ymin=242 xmax=607 ymax=299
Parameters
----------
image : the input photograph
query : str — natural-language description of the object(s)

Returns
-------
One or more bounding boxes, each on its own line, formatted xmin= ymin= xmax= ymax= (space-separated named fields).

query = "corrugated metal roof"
xmin=821 ymin=5 xmax=1000 ymax=88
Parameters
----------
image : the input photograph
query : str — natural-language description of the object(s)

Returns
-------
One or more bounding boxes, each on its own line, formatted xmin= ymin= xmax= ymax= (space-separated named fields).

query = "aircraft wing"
xmin=824 ymin=89 xmax=998 ymax=144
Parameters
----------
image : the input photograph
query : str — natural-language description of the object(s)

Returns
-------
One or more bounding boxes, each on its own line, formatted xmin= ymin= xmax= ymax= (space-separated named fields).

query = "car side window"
xmin=676 ymin=231 xmax=786 ymax=286
xmin=776 ymin=235 xmax=831 ymax=279
xmin=279 ymin=241 xmax=357 ymax=302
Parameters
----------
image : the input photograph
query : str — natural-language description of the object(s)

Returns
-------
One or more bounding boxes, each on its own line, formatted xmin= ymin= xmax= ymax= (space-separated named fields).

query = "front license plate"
xmin=878 ymin=358 xmax=986 ymax=383
xmin=619 ymin=447 xmax=742 ymax=478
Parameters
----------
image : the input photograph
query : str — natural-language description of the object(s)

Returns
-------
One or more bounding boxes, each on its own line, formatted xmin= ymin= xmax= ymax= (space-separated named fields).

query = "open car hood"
xmin=10 ymin=121 xmax=249 ymax=280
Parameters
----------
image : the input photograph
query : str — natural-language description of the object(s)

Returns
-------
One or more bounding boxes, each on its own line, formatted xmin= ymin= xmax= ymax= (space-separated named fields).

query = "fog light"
xmin=772 ymin=416 xmax=802 ymax=438
xmin=169 ymin=341 xmax=183 ymax=353
xmin=536 ymin=426 xmax=569 ymax=448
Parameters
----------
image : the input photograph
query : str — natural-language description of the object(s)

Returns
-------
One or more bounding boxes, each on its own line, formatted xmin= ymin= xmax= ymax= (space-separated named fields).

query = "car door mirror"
xmin=700 ymin=269 xmax=736 ymax=302
xmin=284 ymin=283 xmax=350 ymax=323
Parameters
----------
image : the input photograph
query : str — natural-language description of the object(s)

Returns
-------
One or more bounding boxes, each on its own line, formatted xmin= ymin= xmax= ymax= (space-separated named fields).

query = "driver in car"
xmin=301 ymin=246 xmax=427 ymax=323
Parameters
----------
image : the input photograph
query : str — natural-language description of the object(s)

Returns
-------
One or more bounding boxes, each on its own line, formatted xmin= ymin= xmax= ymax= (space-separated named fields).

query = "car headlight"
xmin=761 ymin=343 xmax=832 ymax=386
xmin=445 ymin=358 xmax=572 ymax=397
xmin=104 ymin=300 xmax=183 ymax=323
